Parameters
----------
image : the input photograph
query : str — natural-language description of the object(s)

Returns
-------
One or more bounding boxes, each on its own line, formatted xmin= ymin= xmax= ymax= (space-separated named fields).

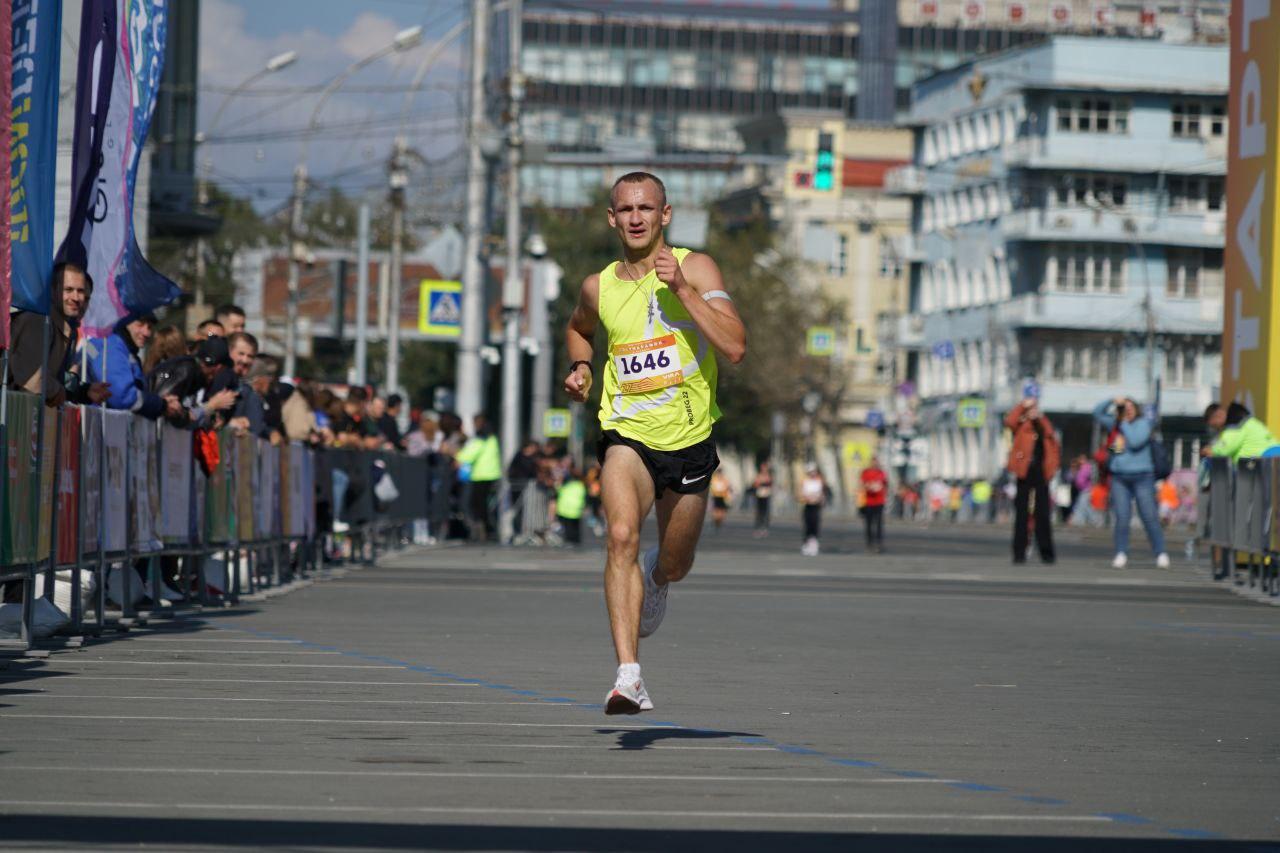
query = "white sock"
xmin=617 ymin=662 xmax=641 ymax=682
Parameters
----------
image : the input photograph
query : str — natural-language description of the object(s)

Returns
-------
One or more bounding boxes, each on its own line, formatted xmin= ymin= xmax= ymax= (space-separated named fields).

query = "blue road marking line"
xmin=211 ymin=622 xmax=1227 ymax=841
xmin=1096 ymin=812 xmax=1154 ymax=825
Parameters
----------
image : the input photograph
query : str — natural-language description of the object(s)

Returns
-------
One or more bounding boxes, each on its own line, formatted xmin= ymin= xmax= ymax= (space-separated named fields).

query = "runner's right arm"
xmin=564 ymin=274 xmax=601 ymax=403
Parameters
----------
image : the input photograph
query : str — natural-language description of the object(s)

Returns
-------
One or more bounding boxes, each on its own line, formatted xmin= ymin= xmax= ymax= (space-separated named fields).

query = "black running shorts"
xmin=598 ymin=430 xmax=720 ymax=498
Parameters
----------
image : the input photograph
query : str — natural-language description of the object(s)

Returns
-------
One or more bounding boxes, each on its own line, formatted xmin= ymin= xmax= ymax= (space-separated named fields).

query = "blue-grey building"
xmin=889 ymin=36 xmax=1226 ymax=480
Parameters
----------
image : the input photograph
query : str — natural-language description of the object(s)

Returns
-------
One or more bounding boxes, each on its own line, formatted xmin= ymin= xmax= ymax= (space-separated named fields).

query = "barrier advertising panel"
xmin=55 ymin=406 xmax=81 ymax=565
xmin=256 ymin=441 xmax=278 ymax=537
xmin=101 ymin=411 xmax=129 ymax=553
xmin=37 ymin=412 xmax=56 ymax=555
xmin=235 ymin=434 xmax=255 ymax=543
xmin=80 ymin=405 xmax=103 ymax=554
xmin=158 ymin=423 xmax=192 ymax=543
xmin=2 ymin=392 xmax=40 ymax=564
xmin=129 ymin=419 xmax=160 ymax=552
xmin=205 ymin=431 xmax=234 ymax=543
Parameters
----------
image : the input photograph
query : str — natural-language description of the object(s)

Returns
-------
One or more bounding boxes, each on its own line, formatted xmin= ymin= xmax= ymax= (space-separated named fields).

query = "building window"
xmin=1054 ymin=173 xmax=1128 ymax=209
xmin=1042 ymin=342 xmax=1123 ymax=383
xmin=1049 ymin=243 xmax=1126 ymax=294
xmin=1055 ymin=97 xmax=1130 ymax=134
xmin=879 ymin=237 xmax=902 ymax=279
xmin=830 ymin=232 xmax=848 ymax=277
xmin=1171 ymin=101 xmax=1201 ymax=137
xmin=1168 ymin=176 xmax=1226 ymax=213
xmin=1172 ymin=99 xmax=1228 ymax=139
xmin=1167 ymin=247 xmax=1223 ymax=298
xmin=1164 ymin=348 xmax=1199 ymax=387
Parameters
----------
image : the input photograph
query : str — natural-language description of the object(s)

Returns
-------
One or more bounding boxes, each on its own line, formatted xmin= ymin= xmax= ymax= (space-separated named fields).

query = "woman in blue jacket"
xmin=1093 ymin=397 xmax=1169 ymax=569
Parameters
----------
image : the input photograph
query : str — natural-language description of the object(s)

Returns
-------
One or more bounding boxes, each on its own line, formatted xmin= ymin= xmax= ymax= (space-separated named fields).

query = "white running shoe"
xmin=605 ymin=675 xmax=654 ymax=715
xmin=1111 ymin=552 xmax=1128 ymax=570
xmin=1156 ymin=552 xmax=1171 ymax=569
xmin=638 ymin=547 xmax=668 ymax=639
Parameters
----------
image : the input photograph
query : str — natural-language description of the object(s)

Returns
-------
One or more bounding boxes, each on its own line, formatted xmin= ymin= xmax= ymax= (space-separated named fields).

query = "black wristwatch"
xmin=569 ymin=360 xmax=592 ymax=374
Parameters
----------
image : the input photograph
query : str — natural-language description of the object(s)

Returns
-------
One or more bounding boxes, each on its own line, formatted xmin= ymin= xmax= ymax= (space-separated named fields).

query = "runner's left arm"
xmin=655 ymin=249 xmax=746 ymax=364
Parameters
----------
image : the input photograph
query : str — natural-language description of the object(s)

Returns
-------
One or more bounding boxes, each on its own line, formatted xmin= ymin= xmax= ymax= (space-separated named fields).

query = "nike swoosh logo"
xmin=681 ymin=474 xmax=707 ymax=485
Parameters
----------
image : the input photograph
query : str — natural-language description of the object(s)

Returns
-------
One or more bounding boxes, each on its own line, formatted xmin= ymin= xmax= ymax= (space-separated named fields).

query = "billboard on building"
xmin=1224 ymin=0 xmax=1280 ymax=425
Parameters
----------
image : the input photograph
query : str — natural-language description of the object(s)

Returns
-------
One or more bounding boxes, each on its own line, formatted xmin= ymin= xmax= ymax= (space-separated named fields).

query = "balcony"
xmin=884 ymin=165 xmax=925 ymax=195
xmin=1002 ymin=134 xmax=1226 ymax=175
xmin=998 ymin=292 xmax=1222 ymax=335
xmin=1002 ymin=207 xmax=1225 ymax=249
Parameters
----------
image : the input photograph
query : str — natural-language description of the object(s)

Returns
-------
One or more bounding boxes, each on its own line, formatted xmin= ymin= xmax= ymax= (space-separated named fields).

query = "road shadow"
xmin=0 ymin=816 xmax=1270 ymax=851
xmin=596 ymin=726 xmax=761 ymax=751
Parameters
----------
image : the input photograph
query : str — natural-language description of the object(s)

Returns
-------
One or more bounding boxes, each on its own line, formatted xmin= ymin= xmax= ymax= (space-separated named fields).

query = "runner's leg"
xmin=653 ymin=488 xmax=710 ymax=584
xmin=601 ymin=445 xmax=655 ymax=665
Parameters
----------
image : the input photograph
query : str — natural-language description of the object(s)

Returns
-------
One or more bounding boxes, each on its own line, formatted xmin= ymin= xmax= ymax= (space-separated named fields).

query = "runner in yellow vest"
xmin=564 ymin=171 xmax=747 ymax=715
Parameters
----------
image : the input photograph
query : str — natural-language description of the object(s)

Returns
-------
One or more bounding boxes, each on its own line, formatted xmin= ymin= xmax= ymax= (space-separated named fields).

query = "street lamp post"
xmin=285 ymin=25 xmax=424 ymax=379
xmin=193 ymin=50 xmax=297 ymax=333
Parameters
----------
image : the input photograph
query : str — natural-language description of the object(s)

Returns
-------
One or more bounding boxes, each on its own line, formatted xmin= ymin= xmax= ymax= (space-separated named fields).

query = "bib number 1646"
xmin=612 ymin=334 xmax=683 ymax=395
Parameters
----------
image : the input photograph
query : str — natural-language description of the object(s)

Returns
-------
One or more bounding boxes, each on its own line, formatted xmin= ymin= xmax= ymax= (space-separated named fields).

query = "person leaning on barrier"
xmin=279 ymin=375 xmax=318 ymax=443
xmin=194 ymin=318 xmax=225 ymax=341
xmin=7 ymin=262 xmax=110 ymax=407
xmin=244 ymin=353 xmax=289 ymax=444
xmin=206 ymin=331 xmax=270 ymax=438
xmin=142 ymin=324 xmax=188 ymax=374
xmin=330 ymin=386 xmax=383 ymax=450
xmin=1201 ymin=402 xmax=1280 ymax=463
xmin=214 ymin=303 xmax=246 ymax=334
xmin=372 ymin=393 xmax=406 ymax=450
xmin=147 ymin=336 xmax=238 ymax=429
xmin=84 ymin=312 xmax=182 ymax=420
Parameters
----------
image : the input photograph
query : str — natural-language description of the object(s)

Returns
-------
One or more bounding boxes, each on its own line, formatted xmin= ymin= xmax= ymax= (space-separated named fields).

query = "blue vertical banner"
xmin=78 ymin=0 xmax=180 ymax=338
xmin=10 ymin=0 xmax=62 ymax=315
xmin=57 ymin=0 xmax=117 ymax=279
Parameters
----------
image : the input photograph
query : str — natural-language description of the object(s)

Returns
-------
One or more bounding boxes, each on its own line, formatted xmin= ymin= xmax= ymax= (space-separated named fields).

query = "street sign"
xmin=866 ymin=409 xmax=885 ymax=430
xmin=806 ymin=326 xmax=836 ymax=357
xmin=931 ymin=339 xmax=955 ymax=360
xmin=842 ymin=440 xmax=873 ymax=467
xmin=956 ymin=396 xmax=986 ymax=428
xmin=418 ymin=280 xmax=463 ymax=338
xmin=544 ymin=408 xmax=571 ymax=439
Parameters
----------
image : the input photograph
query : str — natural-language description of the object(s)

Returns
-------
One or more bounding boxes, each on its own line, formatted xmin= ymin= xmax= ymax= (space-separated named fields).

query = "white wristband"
xmin=701 ymin=289 xmax=732 ymax=303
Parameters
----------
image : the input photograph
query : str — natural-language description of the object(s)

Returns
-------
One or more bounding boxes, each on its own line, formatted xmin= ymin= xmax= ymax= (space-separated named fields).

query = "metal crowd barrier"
xmin=1202 ymin=456 xmax=1279 ymax=599
xmin=0 ymin=392 xmax=431 ymax=651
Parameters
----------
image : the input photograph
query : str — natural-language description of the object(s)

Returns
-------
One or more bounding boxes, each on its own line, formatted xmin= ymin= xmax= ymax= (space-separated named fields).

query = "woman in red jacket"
xmin=1004 ymin=397 xmax=1061 ymax=564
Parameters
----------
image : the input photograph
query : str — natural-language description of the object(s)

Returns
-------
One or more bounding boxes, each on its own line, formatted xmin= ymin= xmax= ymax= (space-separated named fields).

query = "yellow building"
xmin=718 ymin=110 xmax=913 ymax=502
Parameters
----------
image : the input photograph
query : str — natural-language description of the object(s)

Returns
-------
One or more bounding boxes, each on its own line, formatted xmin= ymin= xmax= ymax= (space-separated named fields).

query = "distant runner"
xmin=564 ymin=171 xmax=747 ymax=715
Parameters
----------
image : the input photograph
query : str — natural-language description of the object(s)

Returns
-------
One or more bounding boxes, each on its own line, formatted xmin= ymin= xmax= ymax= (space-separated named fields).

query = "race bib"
xmin=612 ymin=334 xmax=683 ymax=395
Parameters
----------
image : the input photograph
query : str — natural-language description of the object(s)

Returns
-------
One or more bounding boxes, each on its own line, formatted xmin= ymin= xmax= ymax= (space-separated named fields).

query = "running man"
xmin=564 ymin=171 xmax=746 ymax=715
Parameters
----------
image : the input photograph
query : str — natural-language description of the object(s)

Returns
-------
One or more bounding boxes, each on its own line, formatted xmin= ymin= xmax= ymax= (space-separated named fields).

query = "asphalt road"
xmin=1 ymin=516 xmax=1277 ymax=851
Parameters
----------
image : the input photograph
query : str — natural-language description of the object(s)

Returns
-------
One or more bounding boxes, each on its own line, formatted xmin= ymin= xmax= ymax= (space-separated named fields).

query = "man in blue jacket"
xmin=84 ymin=312 xmax=182 ymax=420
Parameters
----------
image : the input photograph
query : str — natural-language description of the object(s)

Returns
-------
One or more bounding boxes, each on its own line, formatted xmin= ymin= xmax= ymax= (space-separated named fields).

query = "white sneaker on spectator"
xmin=1111 ymin=552 xmax=1128 ymax=570
xmin=639 ymin=547 xmax=667 ymax=639
xmin=1155 ymin=552 xmax=1170 ymax=569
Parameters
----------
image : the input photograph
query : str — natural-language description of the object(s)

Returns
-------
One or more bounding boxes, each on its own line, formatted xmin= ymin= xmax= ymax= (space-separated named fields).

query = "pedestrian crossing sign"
xmin=806 ymin=326 xmax=836 ymax=357
xmin=957 ymin=396 xmax=986 ymax=428
xmin=418 ymin=280 xmax=463 ymax=338
xmin=544 ymin=408 xmax=571 ymax=438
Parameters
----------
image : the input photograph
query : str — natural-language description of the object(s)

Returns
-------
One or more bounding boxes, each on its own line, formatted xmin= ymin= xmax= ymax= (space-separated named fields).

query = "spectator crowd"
xmin=3 ymin=263 xmax=601 ymax=561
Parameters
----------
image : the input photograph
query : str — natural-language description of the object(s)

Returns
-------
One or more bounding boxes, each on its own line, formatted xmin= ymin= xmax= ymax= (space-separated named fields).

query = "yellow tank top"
xmin=597 ymin=247 xmax=720 ymax=451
